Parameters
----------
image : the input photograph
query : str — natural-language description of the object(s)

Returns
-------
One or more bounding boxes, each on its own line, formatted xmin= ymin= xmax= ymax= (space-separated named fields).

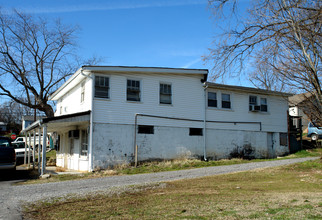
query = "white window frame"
xmin=127 ymin=78 xmax=141 ymax=102
xmin=80 ymin=81 xmax=85 ymax=103
xmin=249 ymin=95 xmax=268 ymax=113
xmin=221 ymin=93 xmax=232 ymax=109
xmin=260 ymin=97 xmax=268 ymax=112
xmin=208 ymin=91 xmax=218 ymax=108
xmin=80 ymin=129 xmax=88 ymax=157
xmin=94 ymin=75 xmax=110 ymax=99
xmin=159 ymin=82 xmax=172 ymax=105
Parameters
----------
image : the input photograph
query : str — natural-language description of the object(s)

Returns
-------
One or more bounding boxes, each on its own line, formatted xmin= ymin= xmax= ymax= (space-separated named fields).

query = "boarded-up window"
xmin=280 ymin=133 xmax=288 ymax=146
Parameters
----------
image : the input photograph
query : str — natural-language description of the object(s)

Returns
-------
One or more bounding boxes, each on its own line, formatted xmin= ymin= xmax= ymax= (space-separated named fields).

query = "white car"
xmin=12 ymin=142 xmax=33 ymax=164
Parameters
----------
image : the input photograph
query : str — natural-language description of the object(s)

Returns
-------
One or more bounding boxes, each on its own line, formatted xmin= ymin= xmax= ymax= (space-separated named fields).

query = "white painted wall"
xmin=92 ymin=123 xmax=289 ymax=170
xmin=206 ymin=89 xmax=289 ymax=132
xmin=55 ymin=78 xmax=92 ymax=116
xmin=93 ymin=72 xmax=205 ymax=127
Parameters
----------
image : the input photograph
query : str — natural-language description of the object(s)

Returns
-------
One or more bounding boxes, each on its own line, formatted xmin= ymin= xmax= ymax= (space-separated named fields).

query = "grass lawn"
xmin=23 ymin=158 xmax=322 ymax=219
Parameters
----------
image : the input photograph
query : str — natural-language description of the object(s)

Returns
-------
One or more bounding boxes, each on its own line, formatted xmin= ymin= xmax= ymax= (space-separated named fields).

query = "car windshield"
xmin=0 ymin=138 xmax=10 ymax=147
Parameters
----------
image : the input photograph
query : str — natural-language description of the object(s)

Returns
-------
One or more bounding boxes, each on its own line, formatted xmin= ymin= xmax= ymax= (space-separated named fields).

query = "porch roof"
xmin=21 ymin=111 xmax=91 ymax=134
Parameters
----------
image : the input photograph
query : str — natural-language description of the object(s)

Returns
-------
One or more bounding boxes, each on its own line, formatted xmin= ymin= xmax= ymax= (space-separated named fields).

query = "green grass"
xmin=23 ymin=159 xmax=322 ymax=220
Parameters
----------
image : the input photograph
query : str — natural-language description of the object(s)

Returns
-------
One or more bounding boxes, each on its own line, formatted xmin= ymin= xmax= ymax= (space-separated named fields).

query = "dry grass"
xmin=23 ymin=158 xmax=322 ymax=220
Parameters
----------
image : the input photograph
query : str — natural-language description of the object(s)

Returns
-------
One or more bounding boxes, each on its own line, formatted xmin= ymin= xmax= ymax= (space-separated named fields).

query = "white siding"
xmin=93 ymin=72 xmax=205 ymax=127
xmin=206 ymin=89 xmax=289 ymax=133
xmin=55 ymin=78 xmax=92 ymax=116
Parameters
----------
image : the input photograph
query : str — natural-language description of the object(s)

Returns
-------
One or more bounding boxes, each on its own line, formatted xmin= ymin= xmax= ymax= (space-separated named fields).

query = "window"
xmin=208 ymin=92 xmax=217 ymax=107
xmin=189 ymin=128 xmax=203 ymax=136
xmin=80 ymin=130 xmax=88 ymax=156
xmin=95 ymin=76 xmax=109 ymax=99
xmin=260 ymin=98 xmax=267 ymax=112
xmin=80 ymin=82 xmax=85 ymax=102
xmin=127 ymin=79 xmax=140 ymax=101
xmin=221 ymin=93 xmax=231 ymax=109
xmin=160 ymin=83 xmax=172 ymax=104
xmin=249 ymin=95 xmax=257 ymax=111
xmin=138 ymin=125 xmax=154 ymax=134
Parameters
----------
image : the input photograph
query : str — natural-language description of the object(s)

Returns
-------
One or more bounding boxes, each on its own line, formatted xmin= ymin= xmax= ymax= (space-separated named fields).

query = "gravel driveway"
xmin=0 ymin=157 xmax=319 ymax=220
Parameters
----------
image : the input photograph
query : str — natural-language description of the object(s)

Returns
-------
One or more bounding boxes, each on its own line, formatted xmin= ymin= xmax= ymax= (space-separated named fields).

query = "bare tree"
xmin=0 ymin=9 xmax=85 ymax=117
xmin=206 ymin=0 xmax=322 ymax=125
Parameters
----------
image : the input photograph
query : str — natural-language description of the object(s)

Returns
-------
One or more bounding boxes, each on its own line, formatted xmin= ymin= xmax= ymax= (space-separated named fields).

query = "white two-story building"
xmin=23 ymin=66 xmax=291 ymax=171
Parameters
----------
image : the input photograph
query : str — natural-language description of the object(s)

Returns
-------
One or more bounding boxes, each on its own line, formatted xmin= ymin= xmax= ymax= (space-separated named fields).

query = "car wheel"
xmin=311 ymin=134 xmax=318 ymax=141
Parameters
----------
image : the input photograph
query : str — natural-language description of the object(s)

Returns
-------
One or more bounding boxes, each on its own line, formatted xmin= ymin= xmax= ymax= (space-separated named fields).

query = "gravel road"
xmin=0 ymin=157 xmax=319 ymax=220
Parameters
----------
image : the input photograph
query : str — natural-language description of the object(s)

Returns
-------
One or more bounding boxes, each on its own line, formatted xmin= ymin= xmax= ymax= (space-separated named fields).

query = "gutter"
xmin=203 ymin=83 xmax=208 ymax=161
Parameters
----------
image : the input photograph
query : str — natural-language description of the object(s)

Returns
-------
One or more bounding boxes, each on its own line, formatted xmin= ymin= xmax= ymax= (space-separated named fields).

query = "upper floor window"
xmin=95 ymin=76 xmax=109 ymax=99
xmin=127 ymin=79 xmax=140 ymax=101
xmin=160 ymin=83 xmax=172 ymax=104
xmin=249 ymin=95 xmax=268 ymax=112
xmin=208 ymin=92 xmax=217 ymax=107
xmin=221 ymin=93 xmax=231 ymax=109
xmin=249 ymin=95 xmax=258 ymax=111
xmin=80 ymin=82 xmax=85 ymax=103
xmin=260 ymin=98 xmax=267 ymax=112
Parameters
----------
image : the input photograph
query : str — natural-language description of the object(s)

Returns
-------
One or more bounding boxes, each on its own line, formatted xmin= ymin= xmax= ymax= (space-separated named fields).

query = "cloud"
xmin=181 ymin=58 xmax=202 ymax=68
xmin=10 ymin=0 xmax=206 ymax=14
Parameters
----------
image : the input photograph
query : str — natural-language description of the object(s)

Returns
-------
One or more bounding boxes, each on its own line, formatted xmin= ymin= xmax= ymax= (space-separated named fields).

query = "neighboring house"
xmin=0 ymin=122 xmax=7 ymax=134
xmin=22 ymin=66 xmax=291 ymax=171
xmin=289 ymin=93 xmax=311 ymax=132
xmin=22 ymin=115 xmax=45 ymax=131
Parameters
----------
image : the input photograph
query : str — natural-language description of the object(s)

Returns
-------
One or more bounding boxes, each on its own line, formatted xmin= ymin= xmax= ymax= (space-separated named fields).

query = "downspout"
xmin=81 ymin=68 xmax=94 ymax=172
xmin=203 ymin=83 xmax=208 ymax=161
xmin=133 ymin=113 xmax=138 ymax=165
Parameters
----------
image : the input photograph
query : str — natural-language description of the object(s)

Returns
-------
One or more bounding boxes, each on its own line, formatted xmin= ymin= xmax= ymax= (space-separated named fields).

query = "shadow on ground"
xmin=0 ymin=167 xmax=38 ymax=182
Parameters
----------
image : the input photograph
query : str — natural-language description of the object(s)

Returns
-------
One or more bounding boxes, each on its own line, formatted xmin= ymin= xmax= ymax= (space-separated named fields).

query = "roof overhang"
xmin=21 ymin=111 xmax=91 ymax=134
xmin=50 ymin=66 xmax=208 ymax=101
xmin=205 ymin=82 xmax=293 ymax=97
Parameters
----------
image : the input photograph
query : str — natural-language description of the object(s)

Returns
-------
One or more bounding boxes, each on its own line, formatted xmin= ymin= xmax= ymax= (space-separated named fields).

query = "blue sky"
xmin=0 ymin=0 xmax=252 ymax=86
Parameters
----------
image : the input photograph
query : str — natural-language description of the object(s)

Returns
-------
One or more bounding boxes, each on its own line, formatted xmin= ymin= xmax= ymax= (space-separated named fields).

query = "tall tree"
xmin=0 ymin=9 xmax=81 ymax=117
xmin=206 ymin=0 xmax=322 ymax=125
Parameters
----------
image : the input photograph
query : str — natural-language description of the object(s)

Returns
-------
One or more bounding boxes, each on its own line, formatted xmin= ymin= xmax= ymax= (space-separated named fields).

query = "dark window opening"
xmin=208 ymin=92 xmax=217 ymax=107
xmin=138 ymin=125 xmax=154 ymax=134
xmin=94 ymin=76 xmax=109 ymax=98
xmin=160 ymin=83 xmax=172 ymax=104
xmin=189 ymin=128 xmax=203 ymax=136
xmin=127 ymin=79 xmax=140 ymax=101
xmin=222 ymin=93 xmax=231 ymax=109
xmin=260 ymin=98 xmax=268 ymax=112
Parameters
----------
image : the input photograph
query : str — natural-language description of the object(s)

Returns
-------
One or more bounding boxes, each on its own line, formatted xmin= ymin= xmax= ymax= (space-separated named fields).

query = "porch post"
xmin=38 ymin=127 xmax=42 ymax=174
xmin=24 ymin=133 xmax=27 ymax=165
xmin=41 ymin=125 xmax=47 ymax=175
xmin=28 ymin=132 xmax=31 ymax=168
xmin=33 ymin=130 xmax=36 ymax=169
